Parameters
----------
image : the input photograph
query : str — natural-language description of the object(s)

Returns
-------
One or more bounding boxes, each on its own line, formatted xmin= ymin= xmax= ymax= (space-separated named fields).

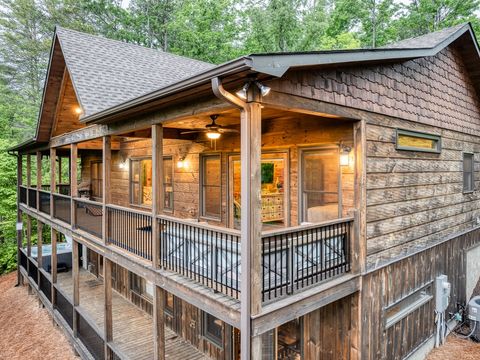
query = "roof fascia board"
xmin=82 ymin=57 xmax=253 ymax=124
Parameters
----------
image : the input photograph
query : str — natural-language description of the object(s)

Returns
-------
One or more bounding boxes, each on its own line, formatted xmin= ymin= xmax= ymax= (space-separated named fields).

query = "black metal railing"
xmin=28 ymin=188 xmax=37 ymax=208
xmin=159 ymin=216 xmax=241 ymax=299
xmin=55 ymin=287 xmax=73 ymax=329
xmin=107 ymin=205 xmax=152 ymax=261
xmin=74 ymin=198 xmax=103 ymax=238
xmin=28 ymin=258 xmax=38 ymax=285
xmin=78 ymin=312 xmax=105 ymax=360
xmin=39 ymin=271 xmax=52 ymax=303
xmin=53 ymin=193 xmax=71 ymax=224
xmin=19 ymin=186 xmax=27 ymax=205
xmin=20 ymin=249 xmax=27 ymax=271
xmin=261 ymin=217 xmax=353 ymax=302
xmin=39 ymin=190 xmax=50 ymax=215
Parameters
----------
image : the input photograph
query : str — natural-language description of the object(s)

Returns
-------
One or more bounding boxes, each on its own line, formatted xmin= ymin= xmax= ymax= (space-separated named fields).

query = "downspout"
xmin=211 ymin=77 xmax=253 ymax=359
xmin=8 ymin=150 xmax=23 ymax=287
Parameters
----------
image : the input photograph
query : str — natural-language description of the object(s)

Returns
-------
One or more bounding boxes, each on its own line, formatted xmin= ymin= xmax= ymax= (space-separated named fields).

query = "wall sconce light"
xmin=177 ymin=156 xmax=187 ymax=169
xmin=118 ymin=151 xmax=128 ymax=169
xmin=74 ymin=106 xmax=83 ymax=115
xmin=340 ymin=144 xmax=352 ymax=166
xmin=119 ymin=161 xmax=128 ymax=169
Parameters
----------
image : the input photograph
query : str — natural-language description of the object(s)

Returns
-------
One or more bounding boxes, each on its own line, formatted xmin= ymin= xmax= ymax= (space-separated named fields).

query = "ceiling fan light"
xmin=206 ymin=131 xmax=221 ymax=140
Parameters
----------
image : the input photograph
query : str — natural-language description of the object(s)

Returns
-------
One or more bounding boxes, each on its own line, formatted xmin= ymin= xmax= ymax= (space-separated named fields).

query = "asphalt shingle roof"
xmin=56 ymin=27 xmax=215 ymax=117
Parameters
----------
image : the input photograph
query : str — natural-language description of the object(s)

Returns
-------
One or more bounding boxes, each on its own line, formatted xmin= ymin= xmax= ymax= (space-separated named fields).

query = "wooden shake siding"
xmin=361 ymin=228 xmax=480 ymax=360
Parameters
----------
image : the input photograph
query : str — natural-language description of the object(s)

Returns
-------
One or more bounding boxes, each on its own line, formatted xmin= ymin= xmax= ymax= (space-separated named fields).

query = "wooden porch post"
xmin=153 ymin=286 xmax=166 ymax=360
xmin=37 ymin=221 xmax=43 ymax=286
xmin=50 ymin=148 xmax=56 ymax=215
xmin=51 ymin=228 xmax=57 ymax=307
xmin=26 ymin=154 xmax=31 ymax=206
xmin=70 ymin=143 xmax=78 ymax=229
xmin=104 ymin=257 xmax=113 ymax=359
xmin=152 ymin=124 xmax=164 ymax=268
xmin=26 ymin=215 xmax=31 ymax=258
xmin=102 ymin=136 xmax=111 ymax=244
xmin=240 ymin=94 xmax=263 ymax=360
xmin=36 ymin=151 xmax=42 ymax=211
xmin=16 ymin=154 xmax=23 ymax=285
xmin=72 ymin=240 xmax=79 ymax=337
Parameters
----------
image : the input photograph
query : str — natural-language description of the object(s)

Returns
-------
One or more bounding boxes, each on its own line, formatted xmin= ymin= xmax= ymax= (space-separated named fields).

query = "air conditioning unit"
xmin=468 ymin=296 xmax=480 ymax=341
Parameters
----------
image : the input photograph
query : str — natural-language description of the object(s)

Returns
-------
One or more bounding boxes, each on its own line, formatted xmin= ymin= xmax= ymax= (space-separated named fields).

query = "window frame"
xmin=90 ymin=160 xmax=103 ymax=199
xmin=395 ymin=129 xmax=442 ymax=153
xmin=199 ymin=153 xmax=222 ymax=221
xmin=163 ymin=155 xmax=174 ymax=212
xmin=129 ymin=272 xmax=152 ymax=299
xmin=129 ymin=157 xmax=153 ymax=208
xmin=202 ymin=312 xmax=224 ymax=349
xmin=463 ymin=152 xmax=475 ymax=193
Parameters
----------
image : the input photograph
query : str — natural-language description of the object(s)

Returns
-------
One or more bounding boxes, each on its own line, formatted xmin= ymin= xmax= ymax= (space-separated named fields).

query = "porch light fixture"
xmin=206 ymin=131 xmax=221 ymax=140
xmin=255 ymin=81 xmax=271 ymax=97
xmin=340 ymin=144 xmax=352 ymax=166
xmin=236 ymin=82 xmax=249 ymax=99
xmin=74 ymin=106 xmax=83 ymax=115
xmin=236 ymin=81 xmax=271 ymax=99
xmin=177 ymin=156 xmax=186 ymax=169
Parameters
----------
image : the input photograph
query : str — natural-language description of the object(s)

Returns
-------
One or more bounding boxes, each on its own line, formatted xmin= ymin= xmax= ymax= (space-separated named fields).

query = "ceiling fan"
xmin=180 ymin=115 xmax=239 ymax=139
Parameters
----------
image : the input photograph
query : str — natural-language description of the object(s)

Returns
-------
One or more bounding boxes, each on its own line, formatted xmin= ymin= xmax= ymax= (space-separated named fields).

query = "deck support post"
xmin=72 ymin=240 xmax=79 ymax=337
xmin=37 ymin=221 xmax=43 ymax=286
xmin=26 ymin=214 xmax=31 ymax=259
xmin=152 ymin=124 xmax=164 ymax=268
xmin=26 ymin=154 xmax=31 ymax=206
xmin=240 ymin=93 xmax=263 ymax=360
xmin=50 ymin=148 xmax=56 ymax=215
xmin=70 ymin=143 xmax=78 ymax=229
xmin=51 ymin=228 xmax=57 ymax=307
xmin=104 ymin=257 xmax=113 ymax=359
xmin=153 ymin=285 xmax=166 ymax=360
xmin=16 ymin=155 xmax=22 ymax=286
xmin=36 ymin=151 xmax=42 ymax=211
xmin=102 ymin=136 xmax=111 ymax=244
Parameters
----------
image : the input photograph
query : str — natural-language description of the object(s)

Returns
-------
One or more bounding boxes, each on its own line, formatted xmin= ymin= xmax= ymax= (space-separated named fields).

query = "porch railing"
xmin=39 ymin=270 xmax=52 ymax=303
xmin=52 ymin=193 xmax=71 ymax=224
xmin=19 ymin=185 xmax=27 ymax=205
xmin=261 ymin=217 xmax=353 ymax=302
xmin=74 ymin=198 xmax=103 ymax=238
xmin=78 ymin=311 xmax=105 ymax=360
xmin=28 ymin=188 xmax=37 ymax=209
xmin=107 ymin=204 xmax=152 ymax=261
xmin=39 ymin=190 xmax=51 ymax=215
xmin=159 ymin=215 xmax=241 ymax=299
xmin=55 ymin=286 xmax=73 ymax=329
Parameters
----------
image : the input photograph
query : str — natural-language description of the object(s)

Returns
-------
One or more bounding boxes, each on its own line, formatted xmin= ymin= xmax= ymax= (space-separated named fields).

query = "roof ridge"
xmin=55 ymin=25 xmax=214 ymax=66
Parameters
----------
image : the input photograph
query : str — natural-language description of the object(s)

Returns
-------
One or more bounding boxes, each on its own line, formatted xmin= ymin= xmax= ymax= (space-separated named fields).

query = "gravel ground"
xmin=426 ymin=336 xmax=480 ymax=360
xmin=0 ymin=271 xmax=78 ymax=360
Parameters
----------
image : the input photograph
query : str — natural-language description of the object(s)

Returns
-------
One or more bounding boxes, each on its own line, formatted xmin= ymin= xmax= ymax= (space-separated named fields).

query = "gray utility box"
xmin=468 ymin=296 xmax=480 ymax=340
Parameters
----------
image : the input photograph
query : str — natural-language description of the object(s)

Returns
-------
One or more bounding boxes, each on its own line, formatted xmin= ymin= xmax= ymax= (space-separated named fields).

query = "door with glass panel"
xmin=300 ymin=148 xmax=340 ymax=223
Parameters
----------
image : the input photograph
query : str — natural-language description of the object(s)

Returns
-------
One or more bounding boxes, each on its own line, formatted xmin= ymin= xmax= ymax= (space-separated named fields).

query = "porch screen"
xmin=130 ymin=158 xmax=152 ymax=206
xmin=301 ymin=148 xmax=339 ymax=223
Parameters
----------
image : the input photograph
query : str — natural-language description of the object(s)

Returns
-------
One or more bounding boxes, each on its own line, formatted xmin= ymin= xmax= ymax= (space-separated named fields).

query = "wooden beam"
xmin=26 ymin=215 xmax=31 ymax=258
xmin=26 ymin=154 xmax=31 ymax=206
xmin=153 ymin=285 xmax=166 ymax=360
xmin=37 ymin=221 xmax=43 ymax=286
xmin=16 ymin=155 xmax=22 ymax=286
xmin=36 ymin=152 xmax=42 ymax=211
xmin=151 ymin=124 xmax=164 ymax=269
xmin=104 ymin=257 xmax=113 ymax=359
xmin=50 ymin=148 xmax=56 ymax=216
xmin=240 ymin=99 xmax=262 ymax=360
xmin=51 ymin=229 xmax=57 ymax=306
xmin=72 ymin=240 xmax=79 ymax=337
xmin=70 ymin=143 xmax=78 ymax=229
xmin=102 ymin=136 xmax=111 ymax=244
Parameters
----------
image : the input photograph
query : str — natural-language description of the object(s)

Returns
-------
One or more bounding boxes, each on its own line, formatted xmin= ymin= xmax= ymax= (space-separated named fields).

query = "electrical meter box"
xmin=435 ymin=275 xmax=451 ymax=312
xmin=468 ymin=296 xmax=480 ymax=321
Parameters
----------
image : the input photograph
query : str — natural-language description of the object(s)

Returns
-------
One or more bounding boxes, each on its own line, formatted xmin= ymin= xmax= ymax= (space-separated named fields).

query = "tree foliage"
xmin=0 ymin=0 xmax=478 ymax=273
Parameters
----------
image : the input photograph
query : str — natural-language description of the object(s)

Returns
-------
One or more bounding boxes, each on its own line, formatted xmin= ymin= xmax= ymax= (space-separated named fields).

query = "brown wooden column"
xmin=104 ymin=257 xmax=113 ymax=359
xmin=36 ymin=152 xmax=42 ymax=211
xmin=102 ymin=136 xmax=111 ymax=244
xmin=16 ymin=154 xmax=23 ymax=285
xmin=72 ymin=239 xmax=79 ymax=337
xmin=153 ymin=286 xmax=166 ymax=360
xmin=26 ymin=154 xmax=31 ymax=206
xmin=151 ymin=124 xmax=164 ymax=268
xmin=51 ymin=229 xmax=57 ymax=306
xmin=240 ymin=94 xmax=263 ymax=359
xmin=50 ymin=148 xmax=56 ymax=216
xmin=70 ymin=143 xmax=78 ymax=229
xmin=26 ymin=215 xmax=31 ymax=258
xmin=37 ymin=221 xmax=43 ymax=286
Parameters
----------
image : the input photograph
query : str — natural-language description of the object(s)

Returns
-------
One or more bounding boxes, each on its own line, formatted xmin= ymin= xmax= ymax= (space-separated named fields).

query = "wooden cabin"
xmin=12 ymin=23 xmax=480 ymax=360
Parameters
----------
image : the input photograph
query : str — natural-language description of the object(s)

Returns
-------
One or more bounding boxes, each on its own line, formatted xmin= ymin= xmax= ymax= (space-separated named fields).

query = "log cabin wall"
xmin=361 ymin=227 xmax=480 ymax=360
xmin=106 ymin=116 xmax=355 ymax=227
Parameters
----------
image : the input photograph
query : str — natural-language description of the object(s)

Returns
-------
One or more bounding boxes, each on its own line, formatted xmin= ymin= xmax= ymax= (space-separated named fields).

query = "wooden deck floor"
xmin=57 ymin=270 xmax=209 ymax=360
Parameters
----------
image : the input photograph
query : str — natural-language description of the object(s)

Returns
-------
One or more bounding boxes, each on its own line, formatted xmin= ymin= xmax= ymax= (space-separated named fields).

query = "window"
xmin=301 ymin=148 xmax=340 ymax=223
xmin=464 ymin=153 xmax=475 ymax=192
xmin=385 ymin=283 xmax=433 ymax=329
xmin=130 ymin=158 xmax=152 ymax=206
xmin=164 ymin=156 xmax=174 ymax=211
xmin=91 ymin=161 xmax=103 ymax=199
xmin=396 ymin=129 xmax=441 ymax=153
xmin=203 ymin=312 xmax=223 ymax=348
xmin=201 ymin=155 xmax=221 ymax=219
xmin=129 ymin=272 xmax=152 ymax=299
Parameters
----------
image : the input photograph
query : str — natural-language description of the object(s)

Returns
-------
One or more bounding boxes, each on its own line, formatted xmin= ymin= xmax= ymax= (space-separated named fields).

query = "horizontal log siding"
xmin=361 ymin=228 xmax=480 ymax=360
xmin=365 ymin=115 xmax=480 ymax=266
